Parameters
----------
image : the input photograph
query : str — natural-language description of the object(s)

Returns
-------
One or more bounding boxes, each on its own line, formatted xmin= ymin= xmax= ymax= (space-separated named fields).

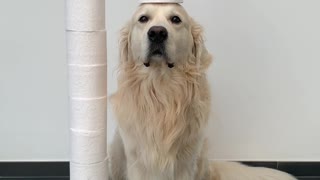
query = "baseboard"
xmin=241 ymin=162 xmax=320 ymax=178
xmin=0 ymin=161 xmax=319 ymax=179
xmin=0 ymin=162 xmax=69 ymax=179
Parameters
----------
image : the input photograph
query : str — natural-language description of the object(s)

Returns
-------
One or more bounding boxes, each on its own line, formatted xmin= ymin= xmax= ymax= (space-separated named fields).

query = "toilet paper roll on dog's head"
xmin=139 ymin=0 xmax=183 ymax=3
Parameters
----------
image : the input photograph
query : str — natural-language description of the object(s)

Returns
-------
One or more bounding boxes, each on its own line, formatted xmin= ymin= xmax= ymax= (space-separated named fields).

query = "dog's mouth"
xmin=151 ymin=49 xmax=164 ymax=56
xmin=145 ymin=46 xmax=174 ymax=68
xmin=148 ymin=45 xmax=166 ymax=57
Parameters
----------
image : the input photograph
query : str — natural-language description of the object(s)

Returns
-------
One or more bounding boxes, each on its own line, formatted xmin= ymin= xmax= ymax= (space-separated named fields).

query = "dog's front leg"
xmin=176 ymin=170 xmax=195 ymax=180
xmin=126 ymin=160 xmax=149 ymax=180
xmin=176 ymin=172 xmax=195 ymax=180
xmin=175 ymin=160 xmax=196 ymax=180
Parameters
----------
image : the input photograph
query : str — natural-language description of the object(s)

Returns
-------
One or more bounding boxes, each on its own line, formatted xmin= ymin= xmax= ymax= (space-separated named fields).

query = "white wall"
xmin=0 ymin=0 xmax=319 ymax=161
xmin=204 ymin=0 xmax=320 ymax=161
xmin=0 ymin=0 xmax=68 ymax=161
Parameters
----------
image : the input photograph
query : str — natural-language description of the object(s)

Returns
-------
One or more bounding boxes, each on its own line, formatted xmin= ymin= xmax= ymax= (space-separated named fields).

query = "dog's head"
xmin=120 ymin=3 xmax=211 ymax=70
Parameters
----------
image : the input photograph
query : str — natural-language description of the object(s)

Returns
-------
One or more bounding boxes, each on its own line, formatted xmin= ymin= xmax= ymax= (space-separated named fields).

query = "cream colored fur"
xmin=109 ymin=3 xmax=296 ymax=180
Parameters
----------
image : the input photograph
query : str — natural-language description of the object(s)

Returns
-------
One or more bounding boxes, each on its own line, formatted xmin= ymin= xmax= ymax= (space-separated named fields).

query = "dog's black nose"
xmin=148 ymin=26 xmax=168 ymax=43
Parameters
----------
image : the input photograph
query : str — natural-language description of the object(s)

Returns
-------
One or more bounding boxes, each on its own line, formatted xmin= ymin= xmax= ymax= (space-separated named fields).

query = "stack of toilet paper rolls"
xmin=66 ymin=0 xmax=107 ymax=179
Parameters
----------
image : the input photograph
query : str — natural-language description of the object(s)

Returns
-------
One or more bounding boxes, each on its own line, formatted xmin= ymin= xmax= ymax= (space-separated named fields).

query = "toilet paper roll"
xmin=140 ymin=0 xmax=183 ymax=3
xmin=66 ymin=0 xmax=105 ymax=31
xmin=67 ymin=31 xmax=106 ymax=65
xmin=70 ymin=97 xmax=107 ymax=130
xmin=70 ymin=158 xmax=108 ymax=180
xmin=71 ymin=129 xmax=106 ymax=164
xmin=69 ymin=64 xmax=107 ymax=98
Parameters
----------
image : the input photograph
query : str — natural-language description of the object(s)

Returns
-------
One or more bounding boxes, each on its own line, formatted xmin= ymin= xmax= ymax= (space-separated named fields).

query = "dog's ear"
xmin=191 ymin=19 xmax=212 ymax=71
xmin=119 ymin=23 xmax=131 ymax=64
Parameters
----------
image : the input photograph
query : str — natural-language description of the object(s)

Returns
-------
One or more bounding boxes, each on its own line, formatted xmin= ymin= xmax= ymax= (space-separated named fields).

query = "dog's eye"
xmin=139 ymin=16 xmax=149 ymax=23
xmin=171 ymin=16 xmax=182 ymax=24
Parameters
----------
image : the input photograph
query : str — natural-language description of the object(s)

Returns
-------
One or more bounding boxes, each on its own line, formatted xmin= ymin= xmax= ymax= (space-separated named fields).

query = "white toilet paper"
xmin=66 ymin=0 xmax=105 ymax=31
xmin=70 ymin=97 xmax=107 ymax=131
xmin=71 ymin=129 xmax=106 ymax=164
xmin=70 ymin=158 xmax=108 ymax=180
xmin=66 ymin=0 xmax=107 ymax=178
xmin=67 ymin=31 xmax=106 ymax=65
xmin=69 ymin=64 xmax=107 ymax=98
xmin=140 ymin=0 xmax=183 ymax=3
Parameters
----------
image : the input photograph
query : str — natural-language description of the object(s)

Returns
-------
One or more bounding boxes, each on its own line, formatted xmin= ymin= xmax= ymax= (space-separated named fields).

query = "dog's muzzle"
xmin=144 ymin=26 xmax=174 ymax=68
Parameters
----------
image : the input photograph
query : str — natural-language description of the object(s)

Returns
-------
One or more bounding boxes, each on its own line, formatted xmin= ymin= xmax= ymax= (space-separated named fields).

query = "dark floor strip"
xmin=241 ymin=161 xmax=278 ymax=169
xmin=0 ymin=162 xmax=69 ymax=177
xmin=278 ymin=162 xmax=320 ymax=176
xmin=298 ymin=178 xmax=320 ymax=180
xmin=0 ymin=178 xmax=69 ymax=180
xmin=0 ymin=161 xmax=319 ymax=179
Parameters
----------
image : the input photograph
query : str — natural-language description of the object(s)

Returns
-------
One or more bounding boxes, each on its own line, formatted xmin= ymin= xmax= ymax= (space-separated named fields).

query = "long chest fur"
xmin=111 ymin=67 xmax=210 ymax=170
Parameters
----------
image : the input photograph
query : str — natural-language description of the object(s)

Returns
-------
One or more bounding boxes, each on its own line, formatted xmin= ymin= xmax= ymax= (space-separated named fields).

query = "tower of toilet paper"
xmin=66 ymin=0 xmax=107 ymax=179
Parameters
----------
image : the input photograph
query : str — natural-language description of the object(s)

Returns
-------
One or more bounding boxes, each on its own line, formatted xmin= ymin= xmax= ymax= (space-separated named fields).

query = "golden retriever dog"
xmin=109 ymin=3 xmax=297 ymax=180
